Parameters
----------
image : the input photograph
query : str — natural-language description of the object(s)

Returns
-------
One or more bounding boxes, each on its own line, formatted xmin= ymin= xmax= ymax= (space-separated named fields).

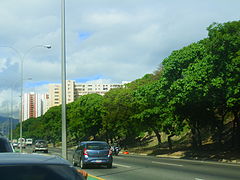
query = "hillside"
xmin=126 ymin=132 xmax=240 ymax=163
xmin=0 ymin=116 xmax=19 ymax=135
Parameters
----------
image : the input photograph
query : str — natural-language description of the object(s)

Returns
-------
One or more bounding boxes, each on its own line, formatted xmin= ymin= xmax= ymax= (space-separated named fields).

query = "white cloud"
xmin=0 ymin=58 xmax=7 ymax=72
xmin=0 ymin=0 xmax=240 ymax=116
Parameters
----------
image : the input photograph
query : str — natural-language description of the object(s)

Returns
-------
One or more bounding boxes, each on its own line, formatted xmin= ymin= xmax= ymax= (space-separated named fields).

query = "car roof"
xmin=0 ymin=153 xmax=71 ymax=166
xmin=80 ymin=141 xmax=108 ymax=144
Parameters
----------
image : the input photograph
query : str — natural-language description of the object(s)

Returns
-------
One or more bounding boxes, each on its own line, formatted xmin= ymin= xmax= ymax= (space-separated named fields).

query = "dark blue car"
xmin=72 ymin=141 xmax=113 ymax=169
xmin=0 ymin=153 xmax=86 ymax=180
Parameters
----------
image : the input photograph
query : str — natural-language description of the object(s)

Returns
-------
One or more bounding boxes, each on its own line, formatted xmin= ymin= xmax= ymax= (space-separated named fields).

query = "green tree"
xmin=67 ymin=94 xmax=104 ymax=143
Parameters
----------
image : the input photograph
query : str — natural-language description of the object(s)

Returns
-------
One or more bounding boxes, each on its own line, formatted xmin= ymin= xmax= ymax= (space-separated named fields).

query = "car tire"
xmin=107 ymin=163 xmax=112 ymax=168
xmin=45 ymin=150 xmax=48 ymax=153
xmin=80 ymin=158 xmax=86 ymax=169
xmin=72 ymin=157 xmax=77 ymax=166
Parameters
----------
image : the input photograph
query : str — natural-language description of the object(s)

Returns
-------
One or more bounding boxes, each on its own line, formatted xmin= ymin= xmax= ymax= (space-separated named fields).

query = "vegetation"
xmin=13 ymin=20 xmax=240 ymax=151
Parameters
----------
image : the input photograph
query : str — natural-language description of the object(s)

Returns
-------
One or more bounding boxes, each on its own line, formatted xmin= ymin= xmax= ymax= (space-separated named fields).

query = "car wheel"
xmin=45 ymin=150 xmax=48 ymax=153
xmin=107 ymin=163 xmax=112 ymax=168
xmin=72 ymin=157 xmax=77 ymax=166
xmin=80 ymin=158 xmax=86 ymax=169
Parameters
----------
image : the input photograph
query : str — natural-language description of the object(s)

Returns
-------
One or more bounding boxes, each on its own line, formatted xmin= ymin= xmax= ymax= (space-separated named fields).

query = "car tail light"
xmin=83 ymin=148 xmax=88 ymax=156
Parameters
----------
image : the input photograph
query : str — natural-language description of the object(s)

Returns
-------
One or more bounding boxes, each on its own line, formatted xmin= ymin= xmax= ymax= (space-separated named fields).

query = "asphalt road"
xmin=23 ymin=147 xmax=240 ymax=180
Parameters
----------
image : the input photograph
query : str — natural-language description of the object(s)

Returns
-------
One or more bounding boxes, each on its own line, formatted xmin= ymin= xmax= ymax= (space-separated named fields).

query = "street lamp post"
xmin=19 ymin=45 xmax=51 ymax=153
xmin=61 ymin=0 xmax=67 ymax=160
xmin=0 ymin=45 xmax=51 ymax=153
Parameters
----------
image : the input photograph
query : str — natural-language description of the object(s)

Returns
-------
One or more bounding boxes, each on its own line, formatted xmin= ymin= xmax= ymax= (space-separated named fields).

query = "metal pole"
xmin=20 ymin=55 xmax=23 ymax=153
xmin=10 ymin=89 xmax=13 ymax=142
xmin=61 ymin=0 xmax=67 ymax=159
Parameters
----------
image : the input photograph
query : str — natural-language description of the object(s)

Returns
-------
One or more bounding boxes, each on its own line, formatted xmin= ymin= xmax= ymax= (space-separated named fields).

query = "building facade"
xmin=22 ymin=80 xmax=128 ymax=119
xmin=48 ymin=80 xmax=126 ymax=108
xmin=48 ymin=80 xmax=75 ymax=108
xmin=22 ymin=93 xmax=49 ymax=121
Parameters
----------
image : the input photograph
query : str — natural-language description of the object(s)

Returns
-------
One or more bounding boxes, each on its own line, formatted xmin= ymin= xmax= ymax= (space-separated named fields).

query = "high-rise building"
xmin=48 ymin=80 xmax=75 ymax=107
xmin=22 ymin=92 xmax=49 ymax=121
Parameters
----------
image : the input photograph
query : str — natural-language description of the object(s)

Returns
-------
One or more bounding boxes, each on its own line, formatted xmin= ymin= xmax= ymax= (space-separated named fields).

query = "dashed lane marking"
xmin=152 ymin=161 xmax=183 ymax=167
xmin=113 ymin=163 xmax=132 ymax=168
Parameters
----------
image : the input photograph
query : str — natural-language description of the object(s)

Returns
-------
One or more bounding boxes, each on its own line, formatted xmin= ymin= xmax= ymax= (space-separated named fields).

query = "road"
xmin=23 ymin=147 xmax=240 ymax=180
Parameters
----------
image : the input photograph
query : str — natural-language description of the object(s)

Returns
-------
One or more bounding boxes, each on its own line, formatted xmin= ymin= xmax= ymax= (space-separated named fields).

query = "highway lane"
xmin=24 ymin=147 xmax=240 ymax=180
xmin=76 ymin=154 xmax=240 ymax=180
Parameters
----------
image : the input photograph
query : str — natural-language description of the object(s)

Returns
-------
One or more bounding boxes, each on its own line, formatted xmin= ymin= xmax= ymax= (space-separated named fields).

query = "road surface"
xmin=35 ymin=147 xmax=240 ymax=180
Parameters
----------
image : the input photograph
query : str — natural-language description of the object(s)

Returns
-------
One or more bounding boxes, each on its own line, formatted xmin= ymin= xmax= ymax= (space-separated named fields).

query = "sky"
xmin=0 ymin=0 xmax=239 ymax=118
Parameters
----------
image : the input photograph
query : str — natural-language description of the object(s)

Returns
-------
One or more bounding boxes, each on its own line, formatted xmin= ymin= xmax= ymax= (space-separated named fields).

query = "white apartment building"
xmin=48 ymin=80 xmax=126 ymax=108
xmin=22 ymin=93 xmax=49 ymax=121
xmin=48 ymin=80 xmax=75 ymax=107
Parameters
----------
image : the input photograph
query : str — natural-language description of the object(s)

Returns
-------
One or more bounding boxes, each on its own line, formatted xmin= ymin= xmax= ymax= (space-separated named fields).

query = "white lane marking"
xmin=152 ymin=161 xmax=183 ymax=167
xmin=158 ymin=158 xmax=240 ymax=167
xmin=113 ymin=163 xmax=131 ymax=168
xmin=195 ymin=178 xmax=205 ymax=180
xmin=113 ymin=156 xmax=124 ymax=159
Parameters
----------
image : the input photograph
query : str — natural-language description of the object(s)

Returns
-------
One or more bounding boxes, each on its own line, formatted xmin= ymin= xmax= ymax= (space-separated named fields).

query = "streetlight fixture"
xmin=0 ymin=45 xmax=51 ymax=153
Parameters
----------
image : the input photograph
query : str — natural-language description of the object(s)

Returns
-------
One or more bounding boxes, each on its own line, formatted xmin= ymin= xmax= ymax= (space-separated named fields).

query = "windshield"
xmin=87 ymin=143 xmax=109 ymax=150
xmin=35 ymin=140 xmax=47 ymax=144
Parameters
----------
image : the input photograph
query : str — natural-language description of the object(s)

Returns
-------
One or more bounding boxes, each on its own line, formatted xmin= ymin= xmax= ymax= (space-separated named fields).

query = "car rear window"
xmin=87 ymin=143 xmax=109 ymax=150
xmin=36 ymin=140 xmax=47 ymax=144
xmin=0 ymin=165 xmax=84 ymax=180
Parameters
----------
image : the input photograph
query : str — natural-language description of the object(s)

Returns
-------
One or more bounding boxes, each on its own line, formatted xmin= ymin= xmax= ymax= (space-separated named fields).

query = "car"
xmin=0 ymin=136 xmax=14 ymax=152
xmin=33 ymin=140 xmax=48 ymax=153
xmin=72 ymin=141 xmax=113 ymax=169
xmin=26 ymin=138 xmax=33 ymax=146
xmin=11 ymin=139 xmax=18 ymax=148
xmin=0 ymin=153 xmax=87 ymax=180
xmin=17 ymin=138 xmax=26 ymax=149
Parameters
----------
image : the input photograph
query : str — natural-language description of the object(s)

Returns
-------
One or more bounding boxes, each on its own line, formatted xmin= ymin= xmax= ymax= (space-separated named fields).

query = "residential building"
xmin=22 ymin=92 xmax=49 ymax=121
xmin=48 ymin=80 xmax=127 ymax=108
xmin=48 ymin=80 xmax=75 ymax=107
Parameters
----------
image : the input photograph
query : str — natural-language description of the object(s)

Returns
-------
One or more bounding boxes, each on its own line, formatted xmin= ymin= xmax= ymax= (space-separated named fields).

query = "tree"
xmin=102 ymin=87 xmax=140 ymax=146
xmin=204 ymin=21 xmax=240 ymax=147
xmin=67 ymin=94 xmax=104 ymax=143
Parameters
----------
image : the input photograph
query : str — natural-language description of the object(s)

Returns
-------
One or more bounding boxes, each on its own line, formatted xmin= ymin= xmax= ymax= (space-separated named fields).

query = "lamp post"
xmin=0 ymin=45 xmax=51 ymax=153
xmin=61 ymin=0 xmax=67 ymax=160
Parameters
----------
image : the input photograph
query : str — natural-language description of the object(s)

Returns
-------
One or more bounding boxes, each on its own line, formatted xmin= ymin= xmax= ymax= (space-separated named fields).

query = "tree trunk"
xmin=217 ymin=115 xmax=225 ymax=148
xmin=191 ymin=127 xmax=198 ymax=150
xmin=236 ymin=112 xmax=240 ymax=148
xmin=153 ymin=129 xmax=161 ymax=146
xmin=196 ymin=126 xmax=202 ymax=148
xmin=232 ymin=111 xmax=237 ymax=148
xmin=167 ymin=134 xmax=175 ymax=150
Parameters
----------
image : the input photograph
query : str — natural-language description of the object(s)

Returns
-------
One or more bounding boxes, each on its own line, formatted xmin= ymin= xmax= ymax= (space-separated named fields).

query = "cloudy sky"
xmin=0 ymin=0 xmax=239 ymax=117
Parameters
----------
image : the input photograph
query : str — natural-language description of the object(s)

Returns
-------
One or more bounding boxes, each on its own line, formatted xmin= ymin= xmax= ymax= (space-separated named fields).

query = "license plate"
xmin=95 ymin=160 xmax=102 ymax=163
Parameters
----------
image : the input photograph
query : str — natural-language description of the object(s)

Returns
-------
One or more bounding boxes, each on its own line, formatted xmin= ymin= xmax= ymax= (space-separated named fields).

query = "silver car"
xmin=33 ymin=140 xmax=48 ymax=153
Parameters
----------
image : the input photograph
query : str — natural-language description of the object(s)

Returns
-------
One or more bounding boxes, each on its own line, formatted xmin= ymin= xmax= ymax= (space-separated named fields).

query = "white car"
xmin=26 ymin=138 xmax=33 ymax=146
